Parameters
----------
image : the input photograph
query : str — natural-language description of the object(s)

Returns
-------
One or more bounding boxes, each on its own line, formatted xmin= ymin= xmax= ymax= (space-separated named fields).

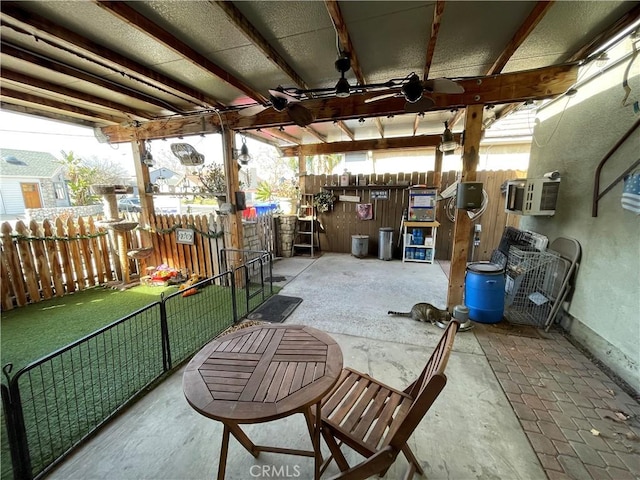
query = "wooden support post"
xmin=222 ymin=130 xmax=244 ymax=269
xmin=446 ymin=104 xmax=483 ymax=309
xmin=433 ymin=148 xmax=443 ymax=189
xmin=298 ymin=154 xmax=306 ymax=195
xmin=132 ymin=140 xmax=154 ymax=222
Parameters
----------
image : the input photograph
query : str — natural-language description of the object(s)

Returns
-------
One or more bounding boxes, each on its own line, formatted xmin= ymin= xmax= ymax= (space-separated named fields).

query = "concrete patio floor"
xmin=47 ymin=253 xmax=639 ymax=480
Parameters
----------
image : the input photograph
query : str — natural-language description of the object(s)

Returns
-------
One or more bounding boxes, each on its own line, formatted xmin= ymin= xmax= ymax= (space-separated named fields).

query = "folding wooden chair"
xmin=319 ymin=320 xmax=459 ymax=480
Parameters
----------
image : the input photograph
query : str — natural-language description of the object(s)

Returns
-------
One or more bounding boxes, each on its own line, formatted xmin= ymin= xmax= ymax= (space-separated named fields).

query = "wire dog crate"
xmin=504 ymin=246 xmax=561 ymax=327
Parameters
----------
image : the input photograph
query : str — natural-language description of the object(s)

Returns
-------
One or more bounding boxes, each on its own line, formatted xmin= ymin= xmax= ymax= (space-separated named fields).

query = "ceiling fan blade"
xmin=287 ymin=103 xmax=315 ymax=127
xmin=404 ymin=96 xmax=435 ymax=113
xmin=238 ymin=104 xmax=269 ymax=117
xmin=268 ymin=89 xmax=300 ymax=103
xmin=364 ymin=93 xmax=399 ymax=103
xmin=424 ymin=78 xmax=465 ymax=94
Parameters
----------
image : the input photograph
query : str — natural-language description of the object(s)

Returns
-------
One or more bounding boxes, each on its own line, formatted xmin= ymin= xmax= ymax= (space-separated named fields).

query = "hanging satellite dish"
xmin=170 ymin=143 xmax=205 ymax=166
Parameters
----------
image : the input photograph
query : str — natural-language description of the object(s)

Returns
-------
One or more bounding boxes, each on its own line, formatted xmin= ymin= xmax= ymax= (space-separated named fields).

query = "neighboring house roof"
xmin=0 ymin=148 xmax=63 ymax=178
xmin=175 ymin=174 xmax=204 ymax=188
xmin=149 ymin=167 xmax=178 ymax=184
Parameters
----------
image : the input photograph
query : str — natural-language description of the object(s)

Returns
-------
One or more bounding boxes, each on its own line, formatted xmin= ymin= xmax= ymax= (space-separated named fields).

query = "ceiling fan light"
xmin=402 ymin=74 xmax=423 ymax=103
xmin=270 ymin=95 xmax=288 ymax=112
xmin=335 ymin=76 xmax=351 ymax=98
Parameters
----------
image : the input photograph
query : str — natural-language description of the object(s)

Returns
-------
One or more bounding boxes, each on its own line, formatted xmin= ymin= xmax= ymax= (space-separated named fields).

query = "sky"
xmin=0 ymin=110 xmax=138 ymax=174
xmin=0 ymin=111 xmax=276 ymax=178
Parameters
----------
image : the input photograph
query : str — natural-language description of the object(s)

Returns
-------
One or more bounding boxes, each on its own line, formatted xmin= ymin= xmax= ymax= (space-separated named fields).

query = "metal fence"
xmin=1 ymin=251 xmax=273 ymax=480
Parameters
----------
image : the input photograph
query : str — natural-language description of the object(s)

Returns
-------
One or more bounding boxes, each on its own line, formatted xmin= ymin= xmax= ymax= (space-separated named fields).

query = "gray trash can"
xmin=378 ymin=227 xmax=394 ymax=260
xmin=351 ymin=235 xmax=369 ymax=258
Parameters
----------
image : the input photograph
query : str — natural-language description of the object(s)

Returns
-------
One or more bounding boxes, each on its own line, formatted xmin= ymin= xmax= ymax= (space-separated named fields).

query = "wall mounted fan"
xmin=170 ymin=143 xmax=205 ymax=166
xmin=365 ymin=73 xmax=464 ymax=113
xmin=238 ymin=87 xmax=315 ymax=127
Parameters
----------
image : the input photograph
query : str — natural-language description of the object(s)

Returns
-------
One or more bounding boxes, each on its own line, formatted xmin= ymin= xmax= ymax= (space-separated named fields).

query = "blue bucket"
xmin=465 ymin=263 xmax=505 ymax=324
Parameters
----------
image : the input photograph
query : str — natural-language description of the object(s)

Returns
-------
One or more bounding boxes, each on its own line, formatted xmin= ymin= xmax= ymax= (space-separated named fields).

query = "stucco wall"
xmin=520 ymin=51 xmax=639 ymax=390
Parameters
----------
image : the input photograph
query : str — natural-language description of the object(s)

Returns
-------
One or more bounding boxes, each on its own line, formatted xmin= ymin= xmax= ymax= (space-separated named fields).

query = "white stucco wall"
xmin=520 ymin=43 xmax=640 ymax=390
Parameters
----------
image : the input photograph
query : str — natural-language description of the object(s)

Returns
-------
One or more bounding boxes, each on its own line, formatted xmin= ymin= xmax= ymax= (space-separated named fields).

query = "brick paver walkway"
xmin=474 ymin=326 xmax=639 ymax=480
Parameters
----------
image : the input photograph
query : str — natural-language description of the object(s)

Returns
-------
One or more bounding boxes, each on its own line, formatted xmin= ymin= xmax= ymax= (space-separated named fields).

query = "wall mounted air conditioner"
xmin=505 ymin=177 xmax=560 ymax=216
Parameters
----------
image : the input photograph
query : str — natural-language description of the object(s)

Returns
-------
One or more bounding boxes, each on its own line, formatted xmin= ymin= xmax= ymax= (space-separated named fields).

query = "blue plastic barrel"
xmin=465 ymin=263 xmax=506 ymax=324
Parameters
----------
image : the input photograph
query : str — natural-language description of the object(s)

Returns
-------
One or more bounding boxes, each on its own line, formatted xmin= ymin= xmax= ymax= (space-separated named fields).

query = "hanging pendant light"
xmin=439 ymin=121 xmax=458 ymax=154
xmin=142 ymin=140 xmax=155 ymax=167
xmin=236 ymin=136 xmax=251 ymax=166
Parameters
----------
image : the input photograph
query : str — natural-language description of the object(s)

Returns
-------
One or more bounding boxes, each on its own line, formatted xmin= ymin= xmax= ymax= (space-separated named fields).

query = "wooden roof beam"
xmin=96 ymin=1 xmax=267 ymax=104
xmin=101 ymin=64 xmax=579 ymax=142
xmin=0 ymin=42 xmax=183 ymax=114
xmin=213 ymin=1 xmax=308 ymax=90
xmin=335 ymin=120 xmax=355 ymax=140
xmin=264 ymin=128 xmax=302 ymax=145
xmin=304 ymin=127 xmax=328 ymax=143
xmin=1 ymin=69 xmax=153 ymax=120
xmin=568 ymin=2 xmax=640 ymax=63
xmin=1 ymin=2 xmax=220 ymax=109
xmin=413 ymin=115 xmax=421 ymax=136
xmin=325 ymin=0 xmax=385 ymax=139
xmin=280 ymin=133 xmax=460 ymax=157
xmin=423 ymin=0 xmax=445 ymax=81
xmin=1 ymin=87 xmax=125 ymax=124
xmin=0 ymin=102 xmax=96 ymax=127
xmin=228 ymin=63 xmax=579 ymax=130
xmin=488 ymin=1 xmax=555 ymax=75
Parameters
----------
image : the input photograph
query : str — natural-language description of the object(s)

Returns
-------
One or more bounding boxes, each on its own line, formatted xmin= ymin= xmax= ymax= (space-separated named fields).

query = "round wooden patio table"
xmin=183 ymin=324 xmax=343 ymax=480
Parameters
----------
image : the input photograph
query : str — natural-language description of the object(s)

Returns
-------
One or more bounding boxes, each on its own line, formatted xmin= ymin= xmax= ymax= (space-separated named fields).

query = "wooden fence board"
xmin=29 ymin=220 xmax=53 ymax=300
xmin=66 ymin=219 xmax=84 ymax=291
xmin=43 ymin=220 xmax=65 ymax=297
xmin=0 ymin=250 xmax=13 ymax=310
xmin=56 ymin=218 xmax=75 ymax=293
xmin=77 ymin=217 xmax=96 ymax=286
xmin=2 ymin=223 xmax=27 ymax=306
xmin=88 ymin=217 xmax=106 ymax=284
xmin=16 ymin=221 xmax=41 ymax=303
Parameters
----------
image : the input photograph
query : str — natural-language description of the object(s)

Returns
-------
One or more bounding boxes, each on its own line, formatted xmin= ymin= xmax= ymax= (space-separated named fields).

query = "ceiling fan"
xmin=238 ymin=52 xmax=354 ymax=126
xmin=238 ymin=87 xmax=315 ymax=127
xmin=364 ymin=73 xmax=465 ymax=113
xmin=238 ymin=65 xmax=464 ymax=123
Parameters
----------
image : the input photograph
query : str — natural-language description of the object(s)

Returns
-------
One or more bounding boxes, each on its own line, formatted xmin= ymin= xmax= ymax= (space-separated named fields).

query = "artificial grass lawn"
xmin=0 ymin=281 xmax=277 ymax=480
xmin=1 ymin=285 xmax=177 ymax=372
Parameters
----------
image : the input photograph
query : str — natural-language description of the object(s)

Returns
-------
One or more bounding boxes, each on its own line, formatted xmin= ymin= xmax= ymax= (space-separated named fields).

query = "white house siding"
xmin=0 ymin=181 xmax=27 ymax=214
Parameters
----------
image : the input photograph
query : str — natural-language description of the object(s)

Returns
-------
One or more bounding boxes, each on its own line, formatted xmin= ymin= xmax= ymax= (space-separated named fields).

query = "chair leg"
xmin=401 ymin=443 xmax=424 ymax=477
xmin=321 ymin=427 xmax=351 ymax=472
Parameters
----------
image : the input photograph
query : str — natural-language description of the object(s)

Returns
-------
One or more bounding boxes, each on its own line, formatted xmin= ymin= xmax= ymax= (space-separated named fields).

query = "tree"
xmin=84 ymin=155 xmax=129 ymax=184
xmin=196 ymin=162 xmax=226 ymax=194
xmin=58 ymin=150 xmax=99 ymax=206
xmin=306 ymin=154 xmax=343 ymax=175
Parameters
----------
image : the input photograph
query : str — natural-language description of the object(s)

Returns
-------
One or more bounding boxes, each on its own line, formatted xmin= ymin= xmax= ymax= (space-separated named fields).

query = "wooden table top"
xmin=183 ymin=324 xmax=343 ymax=423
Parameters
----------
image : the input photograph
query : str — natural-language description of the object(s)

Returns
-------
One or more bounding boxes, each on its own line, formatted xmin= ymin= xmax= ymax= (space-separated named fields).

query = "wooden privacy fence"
xmin=0 ymin=211 xmax=280 ymax=310
xmin=303 ymin=170 xmax=523 ymax=260
xmin=0 ymin=213 xmax=229 ymax=311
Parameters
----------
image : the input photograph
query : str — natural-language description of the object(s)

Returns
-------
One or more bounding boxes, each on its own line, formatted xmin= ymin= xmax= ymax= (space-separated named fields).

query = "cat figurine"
xmin=388 ymin=303 xmax=451 ymax=324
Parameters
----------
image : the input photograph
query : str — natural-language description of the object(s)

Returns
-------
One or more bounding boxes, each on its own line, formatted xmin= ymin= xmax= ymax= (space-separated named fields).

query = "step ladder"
xmin=293 ymin=194 xmax=320 ymax=257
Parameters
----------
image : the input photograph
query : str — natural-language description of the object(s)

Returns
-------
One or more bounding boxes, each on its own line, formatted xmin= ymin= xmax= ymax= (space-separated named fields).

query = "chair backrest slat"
xmin=386 ymin=320 xmax=459 ymax=448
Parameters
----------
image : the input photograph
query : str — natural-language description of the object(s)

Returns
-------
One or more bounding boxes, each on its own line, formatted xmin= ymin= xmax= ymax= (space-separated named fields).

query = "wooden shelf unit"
xmin=402 ymin=221 xmax=439 ymax=264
